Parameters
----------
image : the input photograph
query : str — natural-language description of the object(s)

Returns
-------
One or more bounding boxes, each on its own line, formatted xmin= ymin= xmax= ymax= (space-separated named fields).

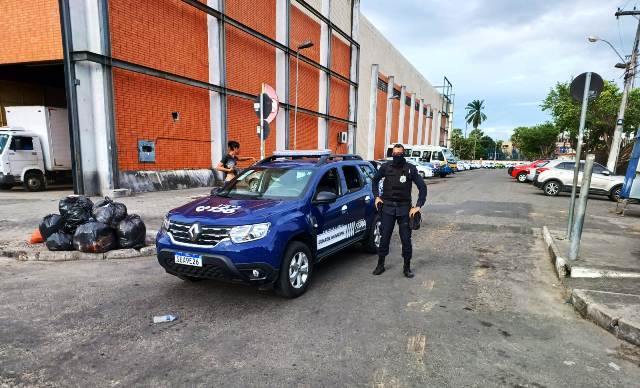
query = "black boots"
xmin=372 ymin=256 xmax=385 ymax=275
xmin=373 ymin=256 xmax=414 ymax=277
xmin=403 ymin=258 xmax=414 ymax=278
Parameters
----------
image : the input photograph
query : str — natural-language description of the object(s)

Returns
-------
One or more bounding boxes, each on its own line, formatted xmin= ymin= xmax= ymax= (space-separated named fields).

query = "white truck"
xmin=0 ymin=106 xmax=72 ymax=191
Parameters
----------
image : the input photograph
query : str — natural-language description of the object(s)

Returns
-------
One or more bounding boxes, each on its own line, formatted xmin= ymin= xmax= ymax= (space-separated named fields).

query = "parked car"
xmin=156 ymin=150 xmax=380 ymax=298
xmin=534 ymin=160 xmax=624 ymax=201
xmin=407 ymin=159 xmax=434 ymax=178
xmin=511 ymin=159 xmax=549 ymax=183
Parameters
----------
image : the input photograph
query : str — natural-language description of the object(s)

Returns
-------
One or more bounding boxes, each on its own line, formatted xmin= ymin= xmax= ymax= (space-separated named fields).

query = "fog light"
xmin=252 ymin=269 xmax=260 ymax=278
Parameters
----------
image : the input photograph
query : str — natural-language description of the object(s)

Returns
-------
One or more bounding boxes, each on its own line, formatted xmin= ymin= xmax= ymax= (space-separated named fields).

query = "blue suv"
xmin=156 ymin=150 xmax=380 ymax=298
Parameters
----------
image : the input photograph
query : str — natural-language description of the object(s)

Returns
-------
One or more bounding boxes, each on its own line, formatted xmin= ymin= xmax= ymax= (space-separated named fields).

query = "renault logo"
xmin=188 ymin=222 xmax=202 ymax=241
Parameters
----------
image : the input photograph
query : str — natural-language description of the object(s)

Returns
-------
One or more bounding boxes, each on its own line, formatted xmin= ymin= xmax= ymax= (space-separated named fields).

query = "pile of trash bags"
xmin=35 ymin=195 xmax=146 ymax=253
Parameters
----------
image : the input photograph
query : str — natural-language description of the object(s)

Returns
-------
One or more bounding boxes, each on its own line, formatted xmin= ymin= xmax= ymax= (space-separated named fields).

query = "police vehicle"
xmin=156 ymin=150 xmax=380 ymax=298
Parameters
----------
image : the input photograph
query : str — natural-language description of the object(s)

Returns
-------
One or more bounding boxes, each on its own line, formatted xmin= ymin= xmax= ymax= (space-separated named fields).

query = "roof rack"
xmin=254 ymin=150 xmax=362 ymax=166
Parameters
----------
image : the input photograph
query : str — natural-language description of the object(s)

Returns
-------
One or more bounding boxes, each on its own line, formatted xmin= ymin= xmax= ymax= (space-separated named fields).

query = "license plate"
xmin=174 ymin=252 xmax=202 ymax=267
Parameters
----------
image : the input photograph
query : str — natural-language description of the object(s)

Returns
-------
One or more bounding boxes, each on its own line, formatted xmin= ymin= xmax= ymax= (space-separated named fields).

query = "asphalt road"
xmin=1 ymin=169 xmax=639 ymax=387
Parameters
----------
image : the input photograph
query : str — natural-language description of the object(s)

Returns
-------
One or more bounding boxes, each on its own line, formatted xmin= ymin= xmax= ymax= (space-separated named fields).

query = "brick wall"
xmin=0 ymin=0 xmax=62 ymax=64
xmin=328 ymin=121 xmax=348 ymax=154
xmin=375 ymin=87 xmax=387 ymax=159
xmin=109 ymin=0 xmax=210 ymax=171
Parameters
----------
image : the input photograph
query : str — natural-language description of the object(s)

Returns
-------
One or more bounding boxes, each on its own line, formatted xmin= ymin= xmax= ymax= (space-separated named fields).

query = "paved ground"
xmin=1 ymin=170 xmax=639 ymax=387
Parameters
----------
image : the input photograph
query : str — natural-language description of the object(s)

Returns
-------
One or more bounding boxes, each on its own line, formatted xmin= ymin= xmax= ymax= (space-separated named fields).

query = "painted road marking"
xmin=422 ymin=280 xmax=435 ymax=290
xmin=407 ymin=334 xmax=427 ymax=363
xmin=372 ymin=368 xmax=399 ymax=388
xmin=406 ymin=301 xmax=435 ymax=313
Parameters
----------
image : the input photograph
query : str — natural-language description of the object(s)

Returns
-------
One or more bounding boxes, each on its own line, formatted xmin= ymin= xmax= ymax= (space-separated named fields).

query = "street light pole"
xmin=293 ymin=40 xmax=314 ymax=150
xmin=608 ymin=14 xmax=640 ymax=172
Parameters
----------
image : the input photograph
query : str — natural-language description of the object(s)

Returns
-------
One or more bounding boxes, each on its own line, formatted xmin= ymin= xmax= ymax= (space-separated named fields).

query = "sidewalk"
xmin=543 ymin=222 xmax=640 ymax=346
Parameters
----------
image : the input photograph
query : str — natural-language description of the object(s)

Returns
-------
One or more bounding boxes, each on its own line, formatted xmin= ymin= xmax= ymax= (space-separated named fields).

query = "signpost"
xmin=566 ymin=72 xmax=603 ymax=239
xmin=254 ymin=83 xmax=279 ymax=160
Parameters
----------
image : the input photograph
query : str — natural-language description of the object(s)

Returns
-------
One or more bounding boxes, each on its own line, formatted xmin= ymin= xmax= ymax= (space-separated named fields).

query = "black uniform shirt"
xmin=372 ymin=161 xmax=428 ymax=215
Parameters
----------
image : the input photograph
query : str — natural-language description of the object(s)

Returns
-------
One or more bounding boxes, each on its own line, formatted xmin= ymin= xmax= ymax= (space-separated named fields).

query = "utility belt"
xmin=383 ymin=200 xmax=412 ymax=207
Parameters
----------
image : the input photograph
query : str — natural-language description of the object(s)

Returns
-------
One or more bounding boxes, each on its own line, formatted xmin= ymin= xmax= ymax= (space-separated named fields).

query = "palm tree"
xmin=465 ymin=100 xmax=487 ymax=131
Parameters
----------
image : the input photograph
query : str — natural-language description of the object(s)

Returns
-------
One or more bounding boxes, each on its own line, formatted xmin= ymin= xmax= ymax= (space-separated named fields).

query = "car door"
xmin=310 ymin=168 xmax=354 ymax=255
xmin=340 ymin=164 xmax=370 ymax=239
xmin=8 ymin=136 xmax=40 ymax=179
xmin=590 ymin=163 xmax=614 ymax=192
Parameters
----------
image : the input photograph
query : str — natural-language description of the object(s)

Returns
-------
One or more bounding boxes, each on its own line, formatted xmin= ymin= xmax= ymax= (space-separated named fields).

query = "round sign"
xmin=570 ymin=72 xmax=604 ymax=102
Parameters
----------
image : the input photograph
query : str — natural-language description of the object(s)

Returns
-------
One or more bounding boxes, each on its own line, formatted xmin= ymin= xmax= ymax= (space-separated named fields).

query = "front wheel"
xmin=276 ymin=242 xmax=313 ymax=298
xmin=610 ymin=185 xmax=622 ymax=202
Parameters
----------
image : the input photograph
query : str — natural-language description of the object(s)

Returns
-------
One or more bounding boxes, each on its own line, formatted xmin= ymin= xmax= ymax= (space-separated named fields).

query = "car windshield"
xmin=442 ymin=148 xmax=456 ymax=162
xmin=217 ymin=167 xmax=314 ymax=199
xmin=0 ymin=134 xmax=9 ymax=154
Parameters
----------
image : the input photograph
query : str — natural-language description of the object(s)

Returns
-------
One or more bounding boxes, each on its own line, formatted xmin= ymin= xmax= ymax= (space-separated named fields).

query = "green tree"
xmin=541 ymin=80 xmax=640 ymax=166
xmin=511 ymin=122 xmax=560 ymax=159
xmin=465 ymin=100 xmax=488 ymax=130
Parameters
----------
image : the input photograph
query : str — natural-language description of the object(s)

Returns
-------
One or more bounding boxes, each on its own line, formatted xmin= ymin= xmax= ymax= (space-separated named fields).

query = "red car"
xmin=511 ymin=159 xmax=549 ymax=183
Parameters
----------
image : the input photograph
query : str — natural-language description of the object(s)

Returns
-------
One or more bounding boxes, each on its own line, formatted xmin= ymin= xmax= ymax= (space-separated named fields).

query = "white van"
xmin=0 ymin=106 xmax=71 ymax=191
xmin=407 ymin=145 xmax=458 ymax=170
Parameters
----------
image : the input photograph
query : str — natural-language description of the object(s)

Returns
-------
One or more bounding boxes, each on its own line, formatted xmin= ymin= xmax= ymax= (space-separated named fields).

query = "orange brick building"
xmin=1 ymin=0 xmax=448 ymax=195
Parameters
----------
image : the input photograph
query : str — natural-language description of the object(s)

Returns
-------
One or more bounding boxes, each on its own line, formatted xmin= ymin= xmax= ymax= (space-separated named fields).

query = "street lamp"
xmin=587 ymin=35 xmax=626 ymax=63
xmin=293 ymin=40 xmax=314 ymax=150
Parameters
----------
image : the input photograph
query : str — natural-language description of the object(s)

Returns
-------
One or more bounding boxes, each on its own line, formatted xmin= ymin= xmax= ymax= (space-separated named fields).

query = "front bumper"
xmin=157 ymin=248 xmax=278 ymax=286
xmin=0 ymin=173 xmax=15 ymax=185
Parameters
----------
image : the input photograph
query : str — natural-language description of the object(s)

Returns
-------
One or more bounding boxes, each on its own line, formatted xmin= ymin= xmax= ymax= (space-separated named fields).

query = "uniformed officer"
xmin=371 ymin=143 xmax=427 ymax=278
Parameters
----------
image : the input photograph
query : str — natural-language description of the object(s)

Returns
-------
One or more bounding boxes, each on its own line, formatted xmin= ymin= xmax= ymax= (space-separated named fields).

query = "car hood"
xmin=169 ymin=195 xmax=301 ymax=225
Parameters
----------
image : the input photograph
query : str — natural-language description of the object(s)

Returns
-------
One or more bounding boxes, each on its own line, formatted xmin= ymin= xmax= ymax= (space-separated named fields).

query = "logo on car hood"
xmin=188 ymin=222 xmax=202 ymax=241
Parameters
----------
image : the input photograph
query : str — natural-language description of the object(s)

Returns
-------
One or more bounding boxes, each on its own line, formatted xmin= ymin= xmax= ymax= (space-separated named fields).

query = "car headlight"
xmin=229 ymin=223 xmax=270 ymax=243
xmin=160 ymin=215 xmax=170 ymax=234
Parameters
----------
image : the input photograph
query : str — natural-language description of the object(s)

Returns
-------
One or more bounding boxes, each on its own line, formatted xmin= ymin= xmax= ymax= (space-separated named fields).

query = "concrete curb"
xmin=0 ymin=231 xmax=158 ymax=262
xmin=541 ymin=226 xmax=568 ymax=278
xmin=571 ymin=289 xmax=640 ymax=347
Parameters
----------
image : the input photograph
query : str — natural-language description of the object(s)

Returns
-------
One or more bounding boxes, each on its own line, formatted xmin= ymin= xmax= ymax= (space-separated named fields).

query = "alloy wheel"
xmin=288 ymin=252 xmax=309 ymax=289
xmin=545 ymin=182 xmax=559 ymax=196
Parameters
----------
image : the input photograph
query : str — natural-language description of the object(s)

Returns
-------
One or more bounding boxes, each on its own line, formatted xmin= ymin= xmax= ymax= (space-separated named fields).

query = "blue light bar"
xmin=272 ymin=149 xmax=332 ymax=157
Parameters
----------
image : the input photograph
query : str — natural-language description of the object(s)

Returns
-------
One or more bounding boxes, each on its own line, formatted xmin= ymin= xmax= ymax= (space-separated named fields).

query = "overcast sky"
xmin=360 ymin=0 xmax=638 ymax=141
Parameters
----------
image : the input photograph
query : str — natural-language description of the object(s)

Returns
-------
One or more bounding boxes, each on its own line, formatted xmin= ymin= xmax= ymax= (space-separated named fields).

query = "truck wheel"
xmin=24 ymin=172 xmax=45 ymax=192
xmin=363 ymin=214 xmax=381 ymax=253
xmin=609 ymin=185 xmax=622 ymax=202
xmin=275 ymin=241 xmax=313 ymax=298
xmin=0 ymin=183 xmax=13 ymax=190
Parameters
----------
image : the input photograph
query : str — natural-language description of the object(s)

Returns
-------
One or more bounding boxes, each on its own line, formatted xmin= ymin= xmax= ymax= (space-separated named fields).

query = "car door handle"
xmin=341 ymin=205 xmax=348 ymax=214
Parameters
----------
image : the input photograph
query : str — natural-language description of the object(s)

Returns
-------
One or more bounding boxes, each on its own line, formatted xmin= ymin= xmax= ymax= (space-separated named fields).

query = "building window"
xmin=377 ymin=78 xmax=388 ymax=92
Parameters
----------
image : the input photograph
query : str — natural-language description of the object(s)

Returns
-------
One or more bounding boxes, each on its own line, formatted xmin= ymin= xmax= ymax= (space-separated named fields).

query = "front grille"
xmin=164 ymin=257 xmax=231 ymax=280
xmin=168 ymin=220 xmax=230 ymax=246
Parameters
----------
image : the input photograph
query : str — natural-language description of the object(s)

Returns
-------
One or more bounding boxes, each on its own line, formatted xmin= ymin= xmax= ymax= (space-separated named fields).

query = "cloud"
xmin=361 ymin=0 xmax=636 ymax=140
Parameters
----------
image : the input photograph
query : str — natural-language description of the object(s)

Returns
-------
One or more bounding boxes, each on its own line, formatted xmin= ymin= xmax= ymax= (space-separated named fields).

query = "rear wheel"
xmin=23 ymin=171 xmax=45 ymax=192
xmin=543 ymin=180 xmax=561 ymax=196
xmin=610 ymin=185 xmax=622 ymax=202
xmin=276 ymin=241 xmax=313 ymax=298
xmin=363 ymin=214 xmax=381 ymax=253
xmin=516 ymin=172 xmax=527 ymax=183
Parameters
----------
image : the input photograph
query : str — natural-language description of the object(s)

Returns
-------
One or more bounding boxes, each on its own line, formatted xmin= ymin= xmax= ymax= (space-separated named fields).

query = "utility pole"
xmin=607 ymin=9 xmax=640 ymax=173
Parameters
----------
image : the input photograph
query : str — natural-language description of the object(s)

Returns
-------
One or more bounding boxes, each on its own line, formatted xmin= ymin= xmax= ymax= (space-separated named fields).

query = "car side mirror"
xmin=601 ymin=170 xmax=611 ymax=176
xmin=313 ymin=191 xmax=338 ymax=204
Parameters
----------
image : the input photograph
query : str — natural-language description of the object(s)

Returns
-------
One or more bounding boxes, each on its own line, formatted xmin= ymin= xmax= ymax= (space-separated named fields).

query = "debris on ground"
xmin=153 ymin=314 xmax=179 ymax=323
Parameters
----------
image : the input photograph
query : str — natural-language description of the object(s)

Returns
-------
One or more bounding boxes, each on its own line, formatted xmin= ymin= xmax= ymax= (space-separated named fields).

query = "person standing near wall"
xmin=216 ymin=141 xmax=255 ymax=181
xmin=371 ymin=143 xmax=427 ymax=278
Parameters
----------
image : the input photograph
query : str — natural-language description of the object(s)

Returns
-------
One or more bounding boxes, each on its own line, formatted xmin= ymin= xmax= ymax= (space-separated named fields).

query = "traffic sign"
xmin=570 ymin=72 xmax=603 ymax=102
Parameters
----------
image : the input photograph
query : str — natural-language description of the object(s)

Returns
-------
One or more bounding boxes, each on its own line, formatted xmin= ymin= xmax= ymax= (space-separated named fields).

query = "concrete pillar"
xmin=425 ymin=106 xmax=432 ymax=145
xmin=384 ymin=76 xmax=394 ymax=148
xmin=208 ymin=0 xmax=224 ymax=177
xmin=433 ymin=112 xmax=441 ymax=146
xmin=366 ymin=64 xmax=379 ymax=160
xmin=275 ymin=0 xmax=289 ymax=151
xmin=66 ymin=0 xmax=116 ymax=195
xmin=397 ymin=85 xmax=406 ymax=144
xmin=348 ymin=0 xmax=360 ymax=154
xmin=408 ymin=93 xmax=416 ymax=145
xmin=416 ymin=99 xmax=424 ymax=145
xmin=317 ymin=0 xmax=330 ymax=149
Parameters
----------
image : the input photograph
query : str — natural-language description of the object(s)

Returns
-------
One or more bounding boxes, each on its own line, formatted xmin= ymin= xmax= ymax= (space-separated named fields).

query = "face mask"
xmin=392 ymin=155 xmax=406 ymax=166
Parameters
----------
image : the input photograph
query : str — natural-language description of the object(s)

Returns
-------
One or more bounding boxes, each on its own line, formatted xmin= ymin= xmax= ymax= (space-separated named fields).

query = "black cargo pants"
xmin=377 ymin=204 xmax=412 ymax=260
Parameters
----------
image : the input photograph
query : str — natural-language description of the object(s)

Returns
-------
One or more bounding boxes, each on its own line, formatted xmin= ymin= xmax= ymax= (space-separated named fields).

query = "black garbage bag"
xmin=59 ymin=195 xmax=94 ymax=234
xmin=45 ymin=232 xmax=73 ymax=251
xmin=92 ymin=197 xmax=128 ymax=227
xmin=115 ymin=214 xmax=146 ymax=249
xmin=39 ymin=214 xmax=63 ymax=240
xmin=73 ymin=221 xmax=118 ymax=253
